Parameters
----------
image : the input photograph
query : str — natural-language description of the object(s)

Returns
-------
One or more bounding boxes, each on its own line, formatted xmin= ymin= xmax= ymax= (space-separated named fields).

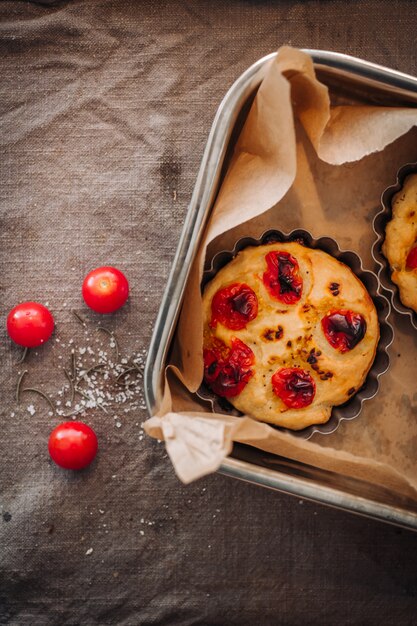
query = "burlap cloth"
xmin=1 ymin=1 xmax=417 ymax=625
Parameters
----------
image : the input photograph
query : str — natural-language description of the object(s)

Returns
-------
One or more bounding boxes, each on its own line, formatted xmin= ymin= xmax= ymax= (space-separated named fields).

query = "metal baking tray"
xmin=144 ymin=50 xmax=417 ymax=531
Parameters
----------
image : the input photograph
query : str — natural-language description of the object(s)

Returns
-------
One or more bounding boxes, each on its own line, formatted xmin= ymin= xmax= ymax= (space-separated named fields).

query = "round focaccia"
xmin=202 ymin=241 xmax=379 ymax=430
xmin=382 ymin=173 xmax=417 ymax=313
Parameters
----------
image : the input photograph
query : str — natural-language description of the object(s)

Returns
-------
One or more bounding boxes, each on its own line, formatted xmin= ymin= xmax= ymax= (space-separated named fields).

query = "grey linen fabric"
xmin=1 ymin=1 xmax=417 ymax=624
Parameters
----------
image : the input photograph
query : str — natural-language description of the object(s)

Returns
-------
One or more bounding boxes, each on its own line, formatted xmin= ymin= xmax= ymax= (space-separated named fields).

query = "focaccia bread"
xmin=202 ymin=241 xmax=379 ymax=430
xmin=382 ymin=173 xmax=417 ymax=313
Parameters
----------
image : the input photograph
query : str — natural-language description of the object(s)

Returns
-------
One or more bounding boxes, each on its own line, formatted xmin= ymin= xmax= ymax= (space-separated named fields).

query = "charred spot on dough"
xmin=409 ymin=210 xmax=415 ymax=218
xmin=287 ymin=340 xmax=292 ymax=348
xmin=320 ymin=371 xmax=334 ymax=381
xmin=268 ymin=355 xmax=280 ymax=365
xmin=276 ymin=309 xmax=288 ymax=314
xmin=329 ymin=282 xmax=340 ymax=296
xmin=347 ymin=387 xmax=356 ymax=395
xmin=307 ymin=347 xmax=320 ymax=365
xmin=262 ymin=325 xmax=283 ymax=341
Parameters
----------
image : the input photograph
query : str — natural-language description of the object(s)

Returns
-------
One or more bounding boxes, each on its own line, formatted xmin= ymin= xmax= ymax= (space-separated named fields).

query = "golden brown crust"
xmin=202 ymin=242 xmax=379 ymax=430
xmin=382 ymin=174 xmax=417 ymax=313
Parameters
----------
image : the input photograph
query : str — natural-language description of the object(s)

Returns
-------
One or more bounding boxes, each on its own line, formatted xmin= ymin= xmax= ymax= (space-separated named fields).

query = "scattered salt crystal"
xmin=79 ymin=347 xmax=86 ymax=355
xmin=85 ymin=548 xmax=93 ymax=556
xmin=99 ymin=509 xmax=105 ymax=514
xmin=27 ymin=405 xmax=35 ymax=416
xmin=139 ymin=530 xmax=144 ymax=536
xmin=115 ymin=421 xmax=122 ymax=428
xmin=10 ymin=412 xmax=15 ymax=418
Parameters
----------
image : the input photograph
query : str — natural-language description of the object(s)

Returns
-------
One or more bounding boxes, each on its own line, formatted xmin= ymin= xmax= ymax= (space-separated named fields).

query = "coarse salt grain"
xmin=85 ymin=548 xmax=93 ymax=556
xmin=27 ymin=405 xmax=35 ymax=416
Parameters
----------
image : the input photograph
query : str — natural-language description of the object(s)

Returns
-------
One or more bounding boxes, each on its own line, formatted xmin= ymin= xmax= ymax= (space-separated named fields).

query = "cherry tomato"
xmin=210 ymin=283 xmax=258 ymax=330
xmin=272 ymin=367 xmax=316 ymax=409
xmin=263 ymin=251 xmax=303 ymax=304
xmin=7 ymin=301 xmax=54 ymax=348
xmin=321 ymin=309 xmax=366 ymax=353
xmin=82 ymin=266 xmax=129 ymax=314
xmin=406 ymin=247 xmax=417 ymax=269
xmin=203 ymin=337 xmax=255 ymax=397
xmin=48 ymin=421 xmax=98 ymax=470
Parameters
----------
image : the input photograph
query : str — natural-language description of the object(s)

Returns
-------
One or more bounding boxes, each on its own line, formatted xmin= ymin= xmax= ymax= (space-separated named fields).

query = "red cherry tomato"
xmin=263 ymin=251 xmax=303 ymax=304
xmin=82 ymin=266 xmax=129 ymax=313
xmin=321 ymin=309 xmax=366 ymax=353
xmin=272 ymin=367 xmax=316 ymax=409
xmin=48 ymin=421 xmax=98 ymax=470
xmin=406 ymin=247 xmax=417 ymax=269
xmin=7 ymin=301 xmax=54 ymax=348
xmin=210 ymin=283 xmax=258 ymax=330
xmin=203 ymin=337 xmax=255 ymax=397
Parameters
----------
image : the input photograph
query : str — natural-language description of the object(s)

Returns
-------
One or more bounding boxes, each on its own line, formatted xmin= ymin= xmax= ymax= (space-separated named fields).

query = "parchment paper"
xmin=145 ymin=47 xmax=417 ymax=497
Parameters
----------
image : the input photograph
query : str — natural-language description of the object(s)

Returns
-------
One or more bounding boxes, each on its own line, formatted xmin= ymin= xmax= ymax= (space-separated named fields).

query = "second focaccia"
xmin=202 ymin=242 xmax=379 ymax=430
xmin=382 ymin=173 xmax=417 ymax=313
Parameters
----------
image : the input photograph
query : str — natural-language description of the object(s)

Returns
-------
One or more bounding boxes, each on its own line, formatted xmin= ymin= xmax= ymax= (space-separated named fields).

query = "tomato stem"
xmin=71 ymin=309 xmax=87 ymax=327
xmin=63 ymin=368 xmax=75 ymax=403
xmin=97 ymin=326 xmax=120 ymax=363
xmin=16 ymin=370 xmax=28 ymax=403
xmin=21 ymin=387 xmax=55 ymax=413
xmin=16 ymin=346 xmax=28 ymax=365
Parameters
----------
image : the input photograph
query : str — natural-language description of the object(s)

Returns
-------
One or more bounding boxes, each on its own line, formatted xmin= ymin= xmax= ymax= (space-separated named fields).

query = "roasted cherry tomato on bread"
xmin=272 ymin=367 xmax=316 ymax=409
xmin=406 ymin=247 xmax=417 ymax=269
xmin=321 ymin=310 xmax=366 ymax=353
xmin=82 ymin=266 xmax=129 ymax=313
xmin=7 ymin=301 xmax=54 ymax=347
xmin=204 ymin=337 xmax=255 ymax=397
xmin=210 ymin=283 xmax=258 ymax=330
xmin=263 ymin=251 xmax=303 ymax=304
xmin=48 ymin=422 xmax=98 ymax=470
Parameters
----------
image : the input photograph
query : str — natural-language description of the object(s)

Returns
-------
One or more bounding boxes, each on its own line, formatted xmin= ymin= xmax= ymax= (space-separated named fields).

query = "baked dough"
xmin=202 ymin=242 xmax=379 ymax=430
xmin=382 ymin=173 xmax=417 ymax=313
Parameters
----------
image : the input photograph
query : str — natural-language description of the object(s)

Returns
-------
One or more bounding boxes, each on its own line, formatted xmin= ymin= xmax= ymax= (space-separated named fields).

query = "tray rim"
xmin=144 ymin=48 xmax=417 ymax=531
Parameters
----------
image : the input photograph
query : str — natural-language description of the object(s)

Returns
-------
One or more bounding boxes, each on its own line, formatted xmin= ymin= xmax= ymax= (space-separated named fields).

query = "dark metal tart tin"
xmin=372 ymin=162 xmax=417 ymax=330
xmin=197 ymin=229 xmax=393 ymax=440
